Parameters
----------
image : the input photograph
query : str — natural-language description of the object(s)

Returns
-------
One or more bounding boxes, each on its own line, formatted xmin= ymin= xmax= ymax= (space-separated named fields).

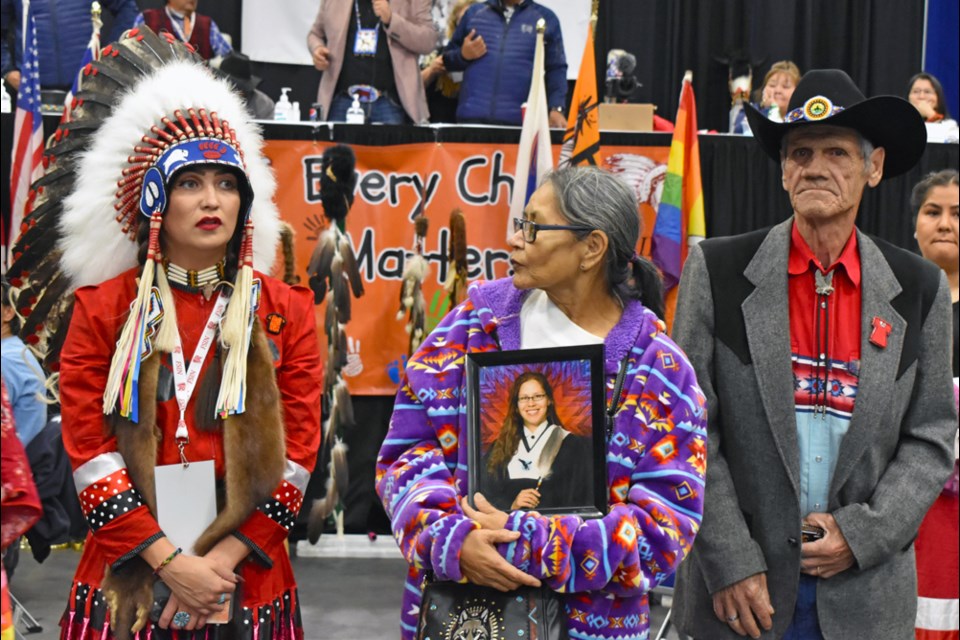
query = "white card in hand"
xmin=155 ymin=460 xmax=216 ymax=554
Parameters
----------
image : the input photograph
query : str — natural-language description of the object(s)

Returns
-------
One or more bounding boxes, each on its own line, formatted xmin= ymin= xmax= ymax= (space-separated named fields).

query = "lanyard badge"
xmin=354 ymin=27 xmax=379 ymax=55
xmin=172 ymin=291 xmax=230 ymax=465
xmin=353 ymin=0 xmax=380 ymax=56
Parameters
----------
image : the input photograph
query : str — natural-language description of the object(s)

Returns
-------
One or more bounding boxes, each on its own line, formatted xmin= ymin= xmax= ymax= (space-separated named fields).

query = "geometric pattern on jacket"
xmin=376 ymin=278 xmax=707 ymax=639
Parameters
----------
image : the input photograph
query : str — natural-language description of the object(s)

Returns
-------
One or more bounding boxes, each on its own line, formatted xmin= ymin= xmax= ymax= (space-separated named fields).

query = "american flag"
xmin=61 ymin=2 xmax=102 ymax=123
xmin=6 ymin=3 xmax=44 ymax=264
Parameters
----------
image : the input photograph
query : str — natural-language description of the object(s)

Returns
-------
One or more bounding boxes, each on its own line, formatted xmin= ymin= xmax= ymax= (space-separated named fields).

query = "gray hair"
xmin=542 ymin=166 xmax=638 ymax=286
xmin=541 ymin=166 xmax=664 ymax=317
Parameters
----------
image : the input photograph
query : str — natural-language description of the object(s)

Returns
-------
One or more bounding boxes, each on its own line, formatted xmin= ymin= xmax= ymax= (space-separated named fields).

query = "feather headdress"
xmin=7 ymin=27 xmax=279 ymax=420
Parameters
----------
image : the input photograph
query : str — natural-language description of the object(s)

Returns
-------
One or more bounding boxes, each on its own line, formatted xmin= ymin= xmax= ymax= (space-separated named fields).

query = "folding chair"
xmin=9 ymin=591 xmax=43 ymax=638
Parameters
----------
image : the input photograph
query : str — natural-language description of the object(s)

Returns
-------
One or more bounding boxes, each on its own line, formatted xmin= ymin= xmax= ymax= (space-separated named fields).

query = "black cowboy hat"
xmin=745 ymin=68 xmax=926 ymax=178
xmin=218 ymin=52 xmax=262 ymax=94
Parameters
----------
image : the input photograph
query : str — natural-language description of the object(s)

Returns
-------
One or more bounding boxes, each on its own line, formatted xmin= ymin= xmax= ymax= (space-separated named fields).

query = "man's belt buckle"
xmin=348 ymin=85 xmax=380 ymax=103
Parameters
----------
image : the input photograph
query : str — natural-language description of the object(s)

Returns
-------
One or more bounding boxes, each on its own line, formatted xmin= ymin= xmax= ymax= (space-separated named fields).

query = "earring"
xmin=913 ymin=232 xmax=918 ymax=239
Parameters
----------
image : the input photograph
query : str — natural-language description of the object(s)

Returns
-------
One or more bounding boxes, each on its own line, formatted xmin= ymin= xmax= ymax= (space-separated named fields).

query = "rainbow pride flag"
xmin=651 ymin=71 xmax=706 ymax=290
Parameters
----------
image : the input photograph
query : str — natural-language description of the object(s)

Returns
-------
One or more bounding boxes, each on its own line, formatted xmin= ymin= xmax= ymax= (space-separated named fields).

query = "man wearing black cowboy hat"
xmin=216 ymin=51 xmax=275 ymax=120
xmin=671 ymin=69 xmax=957 ymax=639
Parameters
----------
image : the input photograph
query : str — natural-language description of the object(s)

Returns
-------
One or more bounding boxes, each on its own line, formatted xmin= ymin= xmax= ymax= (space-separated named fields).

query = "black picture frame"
xmin=465 ymin=345 xmax=607 ymax=518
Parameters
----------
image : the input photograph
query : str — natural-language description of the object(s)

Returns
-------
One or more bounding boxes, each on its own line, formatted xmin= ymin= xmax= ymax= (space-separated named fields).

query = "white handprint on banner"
xmin=343 ymin=336 xmax=363 ymax=377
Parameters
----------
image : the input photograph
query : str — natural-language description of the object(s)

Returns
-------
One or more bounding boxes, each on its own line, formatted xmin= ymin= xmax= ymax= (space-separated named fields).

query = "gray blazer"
xmin=671 ymin=218 xmax=957 ymax=639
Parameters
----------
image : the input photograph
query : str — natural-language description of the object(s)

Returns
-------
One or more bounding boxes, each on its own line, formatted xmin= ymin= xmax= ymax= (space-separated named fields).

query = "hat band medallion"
xmin=786 ymin=96 xmax=844 ymax=123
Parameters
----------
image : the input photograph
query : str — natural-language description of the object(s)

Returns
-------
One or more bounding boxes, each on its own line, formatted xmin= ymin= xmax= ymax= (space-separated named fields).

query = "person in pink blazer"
xmin=308 ymin=0 xmax=438 ymax=124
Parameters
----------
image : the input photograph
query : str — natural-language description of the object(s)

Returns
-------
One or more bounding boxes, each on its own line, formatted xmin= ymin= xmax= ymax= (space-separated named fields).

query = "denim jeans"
xmin=328 ymin=93 xmax=409 ymax=124
xmin=782 ymin=575 xmax=823 ymax=640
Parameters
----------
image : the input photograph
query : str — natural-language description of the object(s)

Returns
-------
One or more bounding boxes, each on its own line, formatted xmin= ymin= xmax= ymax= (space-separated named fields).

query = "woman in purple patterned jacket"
xmin=376 ymin=166 xmax=707 ymax=639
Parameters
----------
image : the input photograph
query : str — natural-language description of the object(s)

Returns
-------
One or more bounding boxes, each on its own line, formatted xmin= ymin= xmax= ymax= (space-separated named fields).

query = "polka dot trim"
xmin=79 ymin=469 xmax=135 ymax=516
xmin=85 ymin=488 xmax=145 ymax=532
xmin=258 ymin=497 xmax=297 ymax=532
xmin=272 ymin=480 xmax=304 ymax=513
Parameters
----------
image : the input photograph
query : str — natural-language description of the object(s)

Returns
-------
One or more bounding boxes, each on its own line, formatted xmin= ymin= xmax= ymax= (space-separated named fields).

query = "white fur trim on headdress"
xmin=59 ymin=60 xmax=280 ymax=287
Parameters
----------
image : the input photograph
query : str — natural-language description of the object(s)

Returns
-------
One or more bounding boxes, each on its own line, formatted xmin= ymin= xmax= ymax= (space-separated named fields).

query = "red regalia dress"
xmin=58 ymin=269 xmax=322 ymax=640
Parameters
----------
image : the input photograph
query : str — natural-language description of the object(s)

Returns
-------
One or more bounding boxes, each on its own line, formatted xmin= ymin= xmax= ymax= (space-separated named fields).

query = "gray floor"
xmin=7 ymin=545 xmax=680 ymax=639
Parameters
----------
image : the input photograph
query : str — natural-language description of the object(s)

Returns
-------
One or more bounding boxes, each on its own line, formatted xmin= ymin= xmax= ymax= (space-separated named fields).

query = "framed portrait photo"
xmin=465 ymin=345 xmax=607 ymax=518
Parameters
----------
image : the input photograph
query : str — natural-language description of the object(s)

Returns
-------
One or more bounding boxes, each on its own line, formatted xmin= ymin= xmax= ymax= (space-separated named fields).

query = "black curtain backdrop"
xmin=595 ymin=0 xmax=925 ymax=132
xmin=129 ymin=0 xmax=927 ymax=132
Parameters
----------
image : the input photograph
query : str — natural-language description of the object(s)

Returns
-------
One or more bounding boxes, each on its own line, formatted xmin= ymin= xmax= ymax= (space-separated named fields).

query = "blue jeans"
xmin=782 ymin=575 xmax=823 ymax=640
xmin=328 ymin=93 xmax=409 ymax=124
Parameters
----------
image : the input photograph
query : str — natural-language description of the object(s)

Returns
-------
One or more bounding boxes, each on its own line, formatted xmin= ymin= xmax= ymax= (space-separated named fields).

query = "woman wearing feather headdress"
xmin=6 ymin=28 xmax=321 ymax=640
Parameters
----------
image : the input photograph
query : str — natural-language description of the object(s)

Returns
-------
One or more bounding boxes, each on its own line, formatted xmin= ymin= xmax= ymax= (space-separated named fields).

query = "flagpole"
xmin=506 ymin=17 xmax=552 ymax=241
xmin=21 ymin=0 xmax=30 ymax=52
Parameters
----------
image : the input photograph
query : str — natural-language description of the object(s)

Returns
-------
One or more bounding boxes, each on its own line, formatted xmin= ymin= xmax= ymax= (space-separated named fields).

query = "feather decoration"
xmin=306 ymin=438 xmax=349 ymax=544
xmin=331 ymin=439 xmax=350 ymax=501
xmin=339 ymin=234 xmax=364 ymax=298
xmin=333 ymin=379 xmax=354 ymax=429
xmin=306 ymin=476 xmax=338 ymax=544
xmin=7 ymin=28 xmax=280 ymax=387
xmin=278 ymin=222 xmax=299 ymax=286
xmin=396 ymin=216 xmax=429 ymax=355
xmin=306 ymin=227 xmax=336 ymax=303
xmin=323 ymin=293 xmax=338 ymax=342
xmin=319 ymin=145 xmax=358 ymax=225
xmin=407 ymin=279 xmax=427 ymax=354
xmin=443 ymin=208 xmax=469 ymax=308
xmin=397 ymin=254 xmax=428 ymax=344
xmin=304 ymin=143 xmax=365 ymax=545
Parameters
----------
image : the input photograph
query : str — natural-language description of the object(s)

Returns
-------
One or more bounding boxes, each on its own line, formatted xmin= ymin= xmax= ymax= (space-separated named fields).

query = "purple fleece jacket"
xmin=376 ymin=278 xmax=707 ymax=639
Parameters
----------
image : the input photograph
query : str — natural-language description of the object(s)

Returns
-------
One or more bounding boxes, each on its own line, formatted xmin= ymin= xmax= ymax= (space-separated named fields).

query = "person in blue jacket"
xmin=1 ymin=0 xmax=138 ymax=91
xmin=442 ymin=0 xmax=567 ymax=127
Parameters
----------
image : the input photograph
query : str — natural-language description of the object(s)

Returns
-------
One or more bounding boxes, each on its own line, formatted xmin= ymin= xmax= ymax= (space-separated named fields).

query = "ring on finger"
xmin=218 ymin=593 xmax=227 ymax=605
xmin=173 ymin=611 xmax=191 ymax=628
xmin=726 ymin=614 xmax=739 ymax=623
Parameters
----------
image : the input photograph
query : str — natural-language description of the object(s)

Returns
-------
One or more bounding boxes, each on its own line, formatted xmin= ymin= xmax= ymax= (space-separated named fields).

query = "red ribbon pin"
xmin=869 ymin=316 xmax=892 ymax=348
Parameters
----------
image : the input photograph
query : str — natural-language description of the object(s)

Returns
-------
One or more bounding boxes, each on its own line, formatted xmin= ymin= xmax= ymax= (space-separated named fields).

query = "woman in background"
xmin=756 ymin=60 xmax=801 ymax=122
xmin=911 ymin=169 xmax=959 ymax=640
xmin=907 ymin=72 xmax=959 ymax=143
xmin=420 ymin=0 xmax=477 ymax=123
xmin=483 ymin=371 xmax=590 ymax=511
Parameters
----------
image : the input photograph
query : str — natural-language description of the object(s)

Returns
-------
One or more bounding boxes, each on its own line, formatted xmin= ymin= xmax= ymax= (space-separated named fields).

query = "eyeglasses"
xmin=512 ymin=217 xmax=593 ymax=243
xmin=518 ymin=393 xmax=547 ymax=404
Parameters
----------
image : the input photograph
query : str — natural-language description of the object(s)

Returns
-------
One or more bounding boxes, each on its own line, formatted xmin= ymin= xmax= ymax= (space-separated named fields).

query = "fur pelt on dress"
xmin=100 ymin=319 xmax=286 ymax=638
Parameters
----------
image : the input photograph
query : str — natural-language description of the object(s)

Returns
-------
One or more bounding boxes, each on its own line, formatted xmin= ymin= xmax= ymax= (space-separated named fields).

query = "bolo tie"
xmin=812 ymin=269 xmax=835 ymax=418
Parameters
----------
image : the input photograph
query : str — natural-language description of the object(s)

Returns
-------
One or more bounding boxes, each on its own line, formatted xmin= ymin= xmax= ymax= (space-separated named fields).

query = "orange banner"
xmin=262 ymin=140 xmax=669 ymax=395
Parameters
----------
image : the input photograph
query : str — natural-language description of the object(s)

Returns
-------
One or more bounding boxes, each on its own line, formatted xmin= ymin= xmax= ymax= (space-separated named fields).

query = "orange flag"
xmin=560 ymin=19 xmax=599 ymax=167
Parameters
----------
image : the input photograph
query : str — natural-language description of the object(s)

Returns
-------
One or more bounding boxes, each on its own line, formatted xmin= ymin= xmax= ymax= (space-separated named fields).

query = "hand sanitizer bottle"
xmin=274 ymin=87 xmax=293 ymax=121
xmin=292 ymin=101 xmax=301 ymax=122
xmin=345 ymin=94 xmax=365 ymax=124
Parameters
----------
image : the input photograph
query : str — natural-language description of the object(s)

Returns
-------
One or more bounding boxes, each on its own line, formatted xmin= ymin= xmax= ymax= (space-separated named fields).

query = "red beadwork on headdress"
xmin=112 ymin=109 xmax=245 ymax=240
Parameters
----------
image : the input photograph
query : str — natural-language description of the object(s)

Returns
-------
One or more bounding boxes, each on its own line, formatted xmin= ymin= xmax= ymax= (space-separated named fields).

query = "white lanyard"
xmin=172 ymin=291 xmax=229 ymax=463
xmin=165 ymin=7 xmax=192 ymax=43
